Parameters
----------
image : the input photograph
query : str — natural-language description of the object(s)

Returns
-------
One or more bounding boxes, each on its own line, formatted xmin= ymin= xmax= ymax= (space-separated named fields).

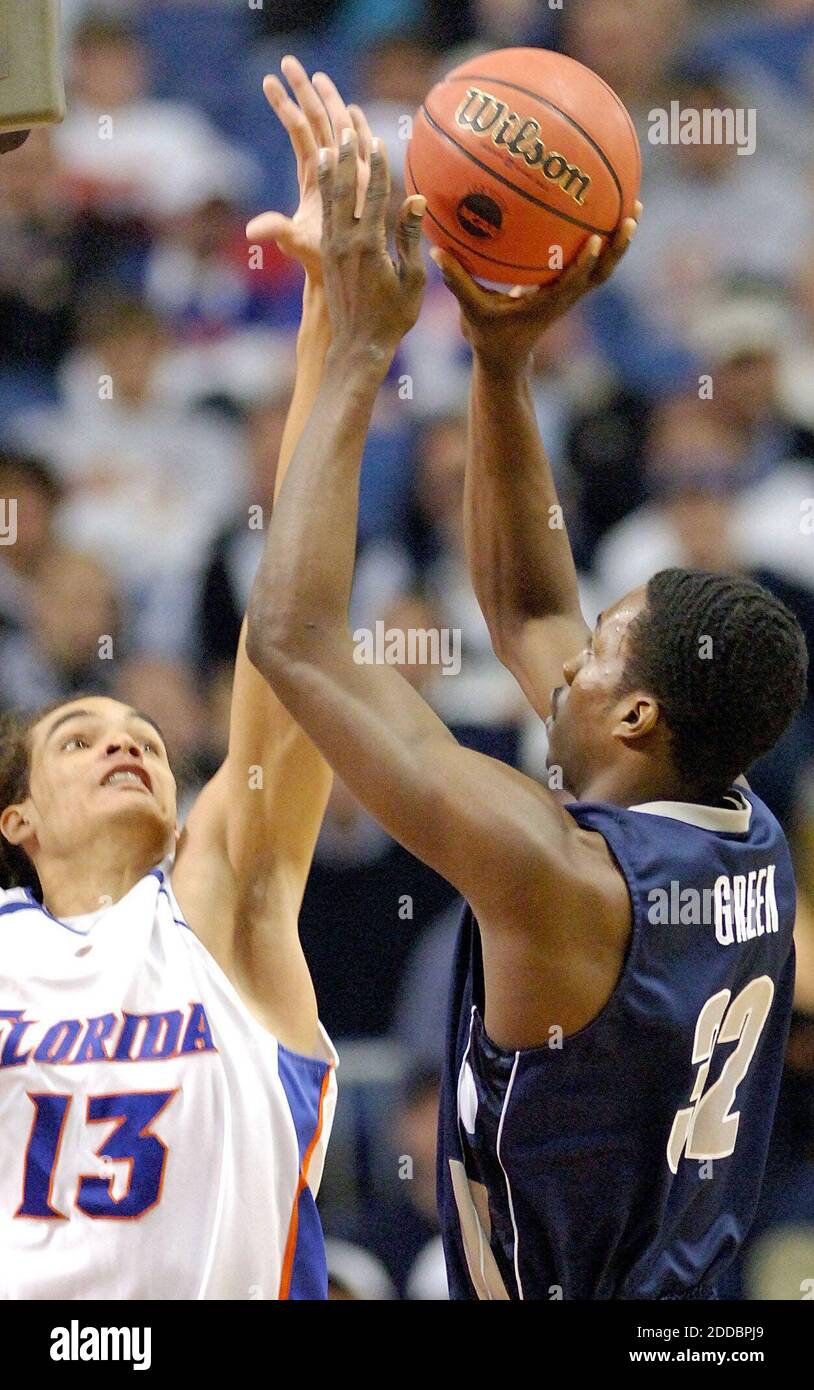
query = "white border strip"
xmin=496 ymin=1051 xmax=523 ymax=1300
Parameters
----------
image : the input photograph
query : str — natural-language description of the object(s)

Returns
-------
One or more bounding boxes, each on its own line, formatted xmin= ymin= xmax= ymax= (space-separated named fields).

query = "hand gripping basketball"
xmin=432 ymin=199 xmax=641 ymax=369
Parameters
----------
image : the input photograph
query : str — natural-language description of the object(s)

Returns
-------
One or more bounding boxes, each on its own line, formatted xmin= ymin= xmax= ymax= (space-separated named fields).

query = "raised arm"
xmin=246 ymin=136 xmax=630 ymax=1045
xmin=173 ymin=63 xmax=371 ymax=1055
xmin=432 ymin=216 xmax=639 ymax=719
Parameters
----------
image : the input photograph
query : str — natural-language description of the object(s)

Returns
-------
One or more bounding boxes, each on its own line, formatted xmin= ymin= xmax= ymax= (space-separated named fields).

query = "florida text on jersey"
xmin=0 ymin=866 xmax=337 ymax=1300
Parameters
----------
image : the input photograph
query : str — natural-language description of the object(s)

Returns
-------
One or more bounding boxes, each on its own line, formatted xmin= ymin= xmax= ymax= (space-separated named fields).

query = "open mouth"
xmin=100 ymin=765 xmax=152 ymax=793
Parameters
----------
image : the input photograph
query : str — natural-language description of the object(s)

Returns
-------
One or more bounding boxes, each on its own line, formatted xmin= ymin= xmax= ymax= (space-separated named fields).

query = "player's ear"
xmin=611 ymin=692 xmax=659 ymax=745
xmin=0 ymin=801 xmax=36 ymax=849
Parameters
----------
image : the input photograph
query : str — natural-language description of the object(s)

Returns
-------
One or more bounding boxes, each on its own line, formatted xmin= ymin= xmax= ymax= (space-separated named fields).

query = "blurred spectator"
xmin=197 ymin=394 xmax=286 ymax=678
xmin=393 ymin=900 xmax=460 ymax=1070
xmin=460 ymin=0 xmax=554 ymax=52
xmin=13 ymin=296 xmax=244 ymax=658
xmin=561 ymin=0 xmax=691 ymax=151
xmin=324 ymin=1065 xmax=446 ymax=1297
xmin=594 ymin=392 xmax=814 ymax=604
xmin=779 ymin=245 xmax=814 ymax=432
xmin=353 ymin=32 xmax=439 ymax=190
xmin=253 ymin=0 xmax=344 ymax=39
xmin=355 ymin=414 xmax=525 ymax=748
xmin=595 ymin=303 xmax=814 ymax=602
xmin=0 ymin=132 xmax=81 ymax=388
xmin=325 ymin=1239 xmax=396 ymax=1299
xmin=406 ymin=1234 xmax=449 ymax=1299
xmin=565 ymin=386 xmax=652 ymax=568
xmin=144 ymin=195 xmax=303 ymax=339
xmin=55 ymin=13 xmax=257 ymax=223
xmin=0 ymin=548 xmax=120 ymax=712
xmin=299 ymin=775 xmax=457 ymax=1039
xmin=600 ymin=68 xmax=814 ymax=391
xmin=690 ymin=292 xmax=806 ymax=478
xmin=691 ymin=0 xmax=814 ymax=166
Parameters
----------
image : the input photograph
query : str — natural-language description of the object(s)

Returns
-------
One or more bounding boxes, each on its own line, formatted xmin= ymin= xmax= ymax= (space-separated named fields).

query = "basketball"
xmin=405 ymin=47 xmax=642 ymax=285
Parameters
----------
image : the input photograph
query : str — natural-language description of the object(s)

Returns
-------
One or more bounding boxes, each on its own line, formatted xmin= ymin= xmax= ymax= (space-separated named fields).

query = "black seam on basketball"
xmin=407 ymin=152 xmax=567 ymax=273
xmin=440 ymin=72 xmax=625 ymax=223
xmin=418 ymin=105 xmax=614 ymax=236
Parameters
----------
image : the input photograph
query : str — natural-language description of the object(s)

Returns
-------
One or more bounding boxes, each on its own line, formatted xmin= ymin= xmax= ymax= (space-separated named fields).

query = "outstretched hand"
xmin=246 ymin=56 xmax=373 ymax=283
xmin=432 ymin=202 xmax=642 ymax=367
xmin=318 ymin=131 xmax=427 ymax=373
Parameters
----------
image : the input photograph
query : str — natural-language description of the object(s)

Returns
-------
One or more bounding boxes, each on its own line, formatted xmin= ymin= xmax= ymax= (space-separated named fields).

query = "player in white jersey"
xmin=0 ymin=61 xmax=371 ymax=1301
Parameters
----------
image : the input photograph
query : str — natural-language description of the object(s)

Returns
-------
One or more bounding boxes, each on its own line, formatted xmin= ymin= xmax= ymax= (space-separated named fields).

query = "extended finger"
xmin=245 ymin=210 xmax=291 ymax=244
xmin=348 ymin=104 xmax=372 ymax=218
xmin=396 ymin=195 xmax=427 ymax=284
xmin=281 ymin=54 xmax=333 ymax=150
xmin=318 ymin=147 xmax=336 ymax=242
xmin=558 ymin=234 xmax=603 ymax=294
xmin=333 ymin=128 xmax=360 ymax=231
xmin=590 ymin=217 xmax=636 ymax=286
xmin=348 ymin=104 xmax=373 ymax=165
xmin=262 ymin=73 xmax=317 ymax=170
xmin=312 ymin=70 xmax=352 ymax=145
xmin=360 ymin=136 xmax=390 ymax=238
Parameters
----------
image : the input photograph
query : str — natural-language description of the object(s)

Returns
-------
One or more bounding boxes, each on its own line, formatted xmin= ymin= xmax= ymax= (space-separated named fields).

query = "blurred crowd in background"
xmin=2 ymin=0 xmax=814 ymax=1299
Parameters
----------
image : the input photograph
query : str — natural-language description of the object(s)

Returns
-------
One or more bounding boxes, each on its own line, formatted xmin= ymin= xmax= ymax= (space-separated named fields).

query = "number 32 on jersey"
xmin=667 ymin=976 xmax=774 ymax=1173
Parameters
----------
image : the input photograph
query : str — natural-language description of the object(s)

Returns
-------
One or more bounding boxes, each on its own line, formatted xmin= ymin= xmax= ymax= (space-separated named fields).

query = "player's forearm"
xmin=247 ymin=349 xmax=381 ymax=671
xmin=273 ymin=278 xmax=331 ymax=503
xmin=465 ymin=352 xmax=584 ymax=649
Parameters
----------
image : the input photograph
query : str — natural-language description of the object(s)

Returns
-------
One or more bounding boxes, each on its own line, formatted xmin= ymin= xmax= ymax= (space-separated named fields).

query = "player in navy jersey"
xmin=247 ymin=129 xmax=809 ymax=1299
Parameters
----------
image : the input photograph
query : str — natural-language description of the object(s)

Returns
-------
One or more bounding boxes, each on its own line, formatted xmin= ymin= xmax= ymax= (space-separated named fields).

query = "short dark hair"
xmin=0 ymin=451 xmax=62 ymax=508
xmin=0 ymin=701 xmax=69 ymax=897
xmin=622 ymin=568 xmax=809 ymax=798
xmin=73 ymin=13 xmax=140 ymax=50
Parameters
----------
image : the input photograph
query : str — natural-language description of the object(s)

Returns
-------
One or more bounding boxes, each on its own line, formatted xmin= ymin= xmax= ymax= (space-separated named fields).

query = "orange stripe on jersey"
xmin=278 ymin=1064 xmax=334 ymax=1301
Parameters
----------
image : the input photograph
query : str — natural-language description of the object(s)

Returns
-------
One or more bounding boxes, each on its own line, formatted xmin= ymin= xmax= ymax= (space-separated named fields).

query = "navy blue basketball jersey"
xmin=438 ymin=788 xmax=796 ymax=1300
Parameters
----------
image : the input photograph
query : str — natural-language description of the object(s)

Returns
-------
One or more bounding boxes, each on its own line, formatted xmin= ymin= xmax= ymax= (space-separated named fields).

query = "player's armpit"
xmin=172 ymin=761 xmax=324 ymax=1058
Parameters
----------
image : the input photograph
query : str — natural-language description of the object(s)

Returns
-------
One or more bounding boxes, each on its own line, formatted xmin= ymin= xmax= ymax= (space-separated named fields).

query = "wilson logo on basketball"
xmin=455 ymin=86 xmax=592 ymax=207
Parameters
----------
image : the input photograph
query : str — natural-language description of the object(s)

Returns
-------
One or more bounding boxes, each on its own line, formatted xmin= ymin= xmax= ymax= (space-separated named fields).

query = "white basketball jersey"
xmin=0 ymin=865 xmax=337 ymax=1300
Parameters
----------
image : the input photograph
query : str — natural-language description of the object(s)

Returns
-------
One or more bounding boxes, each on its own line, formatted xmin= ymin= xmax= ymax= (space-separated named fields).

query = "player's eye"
xmin=62 ymin=736 xmax=89 ymax=751
xmin=140 ymin=740 xmax=158 ymax=755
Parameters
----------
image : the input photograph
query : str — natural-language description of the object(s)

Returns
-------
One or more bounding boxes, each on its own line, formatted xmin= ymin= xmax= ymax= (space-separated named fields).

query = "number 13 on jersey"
xmin=16 ymin=1090 xmax=177 ymax=1220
